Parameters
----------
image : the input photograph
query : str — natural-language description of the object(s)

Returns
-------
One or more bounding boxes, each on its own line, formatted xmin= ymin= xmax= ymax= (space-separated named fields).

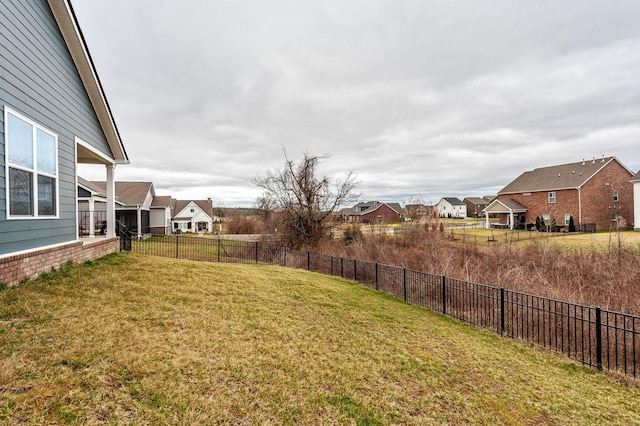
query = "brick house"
xmin=340 ymin=201 xmax=402 ymax=224
xmin=464 ymin=197 xmax=490 ymax=218
xmin=404 ymin=204 xmax=435 ymax=221
xmin=484 ymin=157 xmax=634 ymax=231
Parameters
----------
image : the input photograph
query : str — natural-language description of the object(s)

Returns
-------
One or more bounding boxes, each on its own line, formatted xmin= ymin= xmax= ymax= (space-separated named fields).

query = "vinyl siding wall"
xmin=0 ymin=0 xmax=113 ymax=255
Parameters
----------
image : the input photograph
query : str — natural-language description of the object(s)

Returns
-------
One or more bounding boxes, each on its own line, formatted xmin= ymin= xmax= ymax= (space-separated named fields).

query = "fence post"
xmin=354 ymin=259 xmax=357 ymax=281
xmin=442 ymin=275 xmax=447 ymax=315
xmin=375 ymin=263 xmax=379 ymax=290
xmin=175 ymin=235 xmax=179 ymax=259
xmin=595 ymin=307 xmax=602 ymax=370
xmin=283 ymin=246 xmax=287 ymax=267
xmin=307 ymin=251 xmax=310 ymax=271
xmin=341 ymin=257 xmax=344 ymax=278
xmin=217 ymin=238 xmax=221 ymax=263
xmin=500 ymin=288 xmax=505 ymax=335
xmin=403 ymin=268 xmax=407 ymax=302
xmin=255 ymin=242 xmax=259 ymax=264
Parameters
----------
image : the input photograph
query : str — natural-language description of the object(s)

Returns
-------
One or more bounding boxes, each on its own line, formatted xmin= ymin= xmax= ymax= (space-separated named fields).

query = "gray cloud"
xmin=74 ymin=0 xmax=640 ymax=207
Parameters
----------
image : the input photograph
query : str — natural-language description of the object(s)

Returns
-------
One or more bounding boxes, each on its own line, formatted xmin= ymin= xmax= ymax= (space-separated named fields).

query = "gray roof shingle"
xmin=499 ymin=157 xmax=623 ymax=194
xmin=91 ymin=181 xmax=154 ymax=206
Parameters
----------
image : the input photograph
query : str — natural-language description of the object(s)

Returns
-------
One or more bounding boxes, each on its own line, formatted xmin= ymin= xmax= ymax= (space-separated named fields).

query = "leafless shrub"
xmin=317 ymin=227 xmax=640 ymax=315
xmin=226 ymin=212 xmax=262 ymax=234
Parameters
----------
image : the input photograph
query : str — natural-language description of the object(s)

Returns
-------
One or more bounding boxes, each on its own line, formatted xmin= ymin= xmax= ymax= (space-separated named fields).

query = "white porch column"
xmin=88 ymin=199 xmax=96 ymax=237
xmin=106 ymin=164 xmax=116 ymax=238
xmin=509 ymin=211 xmax=514 ymax=230
xmin=485 ymin=212 xmax=490 ymax=229
xmin=137 ymin=207 xmax=142 ymax=240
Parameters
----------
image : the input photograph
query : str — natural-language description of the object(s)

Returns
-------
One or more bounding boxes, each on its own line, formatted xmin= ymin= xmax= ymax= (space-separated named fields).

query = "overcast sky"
xmin=73 ymin=0 xmax=640 ymax=207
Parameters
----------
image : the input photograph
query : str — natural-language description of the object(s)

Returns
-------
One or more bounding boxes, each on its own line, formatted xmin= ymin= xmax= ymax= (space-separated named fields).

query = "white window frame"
xmin=548 ymin=192 xmax=556 ymax=204
xmin=4 ymin=107 xmax=59 ymax=219
xmin=564 ymin=214 xmax=571 ymax=226
xmin=542 ymin=214 xmax=550 ymax=226
xmin=613 ymin=190 xmax=619 ymax=202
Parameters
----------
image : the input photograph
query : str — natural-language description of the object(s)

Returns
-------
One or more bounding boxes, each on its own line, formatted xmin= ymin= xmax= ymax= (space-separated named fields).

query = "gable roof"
xmin=631 ymin=171 xmax=640 ymax=182
xmin=47 ymin=0 xmax=128 ymax=164
xmin=442 ymin=197 xmax=465 ymax=206
xmin=172 ymin=200 xmax=214 ymax=219
xmin=350 ymin=201 xmax=402 ymax=215
xmin=463 ymin=197 xmax=488 ymax=205
xmin=91 ymin=181 xmax=154 ymax=206
xmin=77 ymin=176 xmax=106 ymax=197
xmin=151 ymin=196 xmax=173 ymax=208
xmin=485 ymin=198 xmax=528 ymax=214
xmin=499 ymin=157 xmax=631 ymax=194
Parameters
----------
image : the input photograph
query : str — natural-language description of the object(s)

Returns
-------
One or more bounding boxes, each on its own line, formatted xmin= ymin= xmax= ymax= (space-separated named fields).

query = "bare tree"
xmin=253 ymin=151 xmax=359 ymax=247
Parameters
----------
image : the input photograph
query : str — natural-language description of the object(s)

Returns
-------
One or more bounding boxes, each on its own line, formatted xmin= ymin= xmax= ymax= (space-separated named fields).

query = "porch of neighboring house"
xmin=116 ymin=209 xmax=151 ymax=240
xmin=484 ymin=199 xmax=528 ymax=230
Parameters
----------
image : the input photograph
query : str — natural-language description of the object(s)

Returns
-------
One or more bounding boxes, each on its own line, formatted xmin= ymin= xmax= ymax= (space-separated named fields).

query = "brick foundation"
xmin=0 ymin=238 xmax=120 ymax=286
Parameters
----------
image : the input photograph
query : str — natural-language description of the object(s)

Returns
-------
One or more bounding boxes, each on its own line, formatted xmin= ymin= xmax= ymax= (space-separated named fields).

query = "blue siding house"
xmin=1 ymin=0 xmax=129 ymax=283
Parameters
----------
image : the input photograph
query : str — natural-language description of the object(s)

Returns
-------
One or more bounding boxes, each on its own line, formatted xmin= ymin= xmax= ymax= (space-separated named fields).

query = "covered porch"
xmin=484 ymin=199 xmax=528 ymax=230
xmin=77 ymin=139 xmax=121 ymax=239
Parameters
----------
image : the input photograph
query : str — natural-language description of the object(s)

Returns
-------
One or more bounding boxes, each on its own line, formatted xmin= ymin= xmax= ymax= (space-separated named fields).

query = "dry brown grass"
xmin=2 ymin=254 xmax=640 ymax=424
xmin=319 ymin=227 xmax=640 ymax=315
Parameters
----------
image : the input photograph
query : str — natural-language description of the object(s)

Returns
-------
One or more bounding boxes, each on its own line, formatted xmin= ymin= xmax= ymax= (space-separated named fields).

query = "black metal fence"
xmin=116 ymin=220 xmax=132 ymax=252
xmin=132 ymin=236 xmax=640 ymax=379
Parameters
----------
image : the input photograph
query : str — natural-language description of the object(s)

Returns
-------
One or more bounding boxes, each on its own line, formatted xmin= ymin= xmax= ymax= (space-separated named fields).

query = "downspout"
xmin=578 ymin=187 xmax=582 ymax=230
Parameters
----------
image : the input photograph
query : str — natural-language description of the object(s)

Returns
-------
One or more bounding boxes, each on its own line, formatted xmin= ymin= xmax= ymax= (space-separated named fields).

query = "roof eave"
xmin=47 ymin=0 xmax=129 ymax=165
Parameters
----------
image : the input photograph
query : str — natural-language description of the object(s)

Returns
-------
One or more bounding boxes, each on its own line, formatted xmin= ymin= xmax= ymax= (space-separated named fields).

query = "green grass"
xmin=1 ymin=253 xmax=639 ymax=424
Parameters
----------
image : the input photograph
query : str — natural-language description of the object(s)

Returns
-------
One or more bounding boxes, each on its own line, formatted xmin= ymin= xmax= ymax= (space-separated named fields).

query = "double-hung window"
xmin=548 ymin=192 xmax=556 ymax=203
xmin=5 ymin=108 xmax=58 ymax=218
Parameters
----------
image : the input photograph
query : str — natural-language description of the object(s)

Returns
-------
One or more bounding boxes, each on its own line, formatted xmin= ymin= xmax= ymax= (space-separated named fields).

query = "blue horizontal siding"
xmin=0 ymin=0 xmax=117 ymax=256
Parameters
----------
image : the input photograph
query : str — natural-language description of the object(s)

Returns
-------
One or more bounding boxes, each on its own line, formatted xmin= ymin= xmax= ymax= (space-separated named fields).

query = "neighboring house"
xmin=436 ymin=198 xmax=467 ymax=218
xmin=632 ymin=171 xmax=640 ymax=231
xmin=1 ymin=0 xmax=129 ymax=284
xmin=79 ymin=180 xmax=173 ymax=237
xmin=404 ymin=204 xmax=435 ymax=221
xmin=150 ymin=196 xmax=173 ymax=236
xmin=484 ymin=157 xmax=634 ymax=230
xmin=172 ymin=199 xmax=218 ymax=233
xmin=340 ymin=201 xmax=402 ymax=224
xmin=89 ymin=181 xmax=155 ymax=239
xmin=463 ymin=197 xmax=490 ymax=218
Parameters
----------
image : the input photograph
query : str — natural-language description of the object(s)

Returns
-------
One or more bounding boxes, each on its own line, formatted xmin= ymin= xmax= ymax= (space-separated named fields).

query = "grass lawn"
xmin=445 ymin=227 xmax=640 ymax=252
xmin=1 ymin=254 xmax=639 ymax=424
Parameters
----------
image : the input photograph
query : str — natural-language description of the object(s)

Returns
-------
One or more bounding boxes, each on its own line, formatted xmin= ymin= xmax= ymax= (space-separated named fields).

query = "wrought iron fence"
xmin=131 ymin=236 xmax=640 ymax=379
xmin=116 ymin=220 xmax=132 ymax=252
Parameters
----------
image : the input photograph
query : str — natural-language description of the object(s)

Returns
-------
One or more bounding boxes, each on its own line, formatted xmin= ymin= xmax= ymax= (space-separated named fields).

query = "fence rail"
xmin=132 ymin=236 xmax=640 ymax=379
